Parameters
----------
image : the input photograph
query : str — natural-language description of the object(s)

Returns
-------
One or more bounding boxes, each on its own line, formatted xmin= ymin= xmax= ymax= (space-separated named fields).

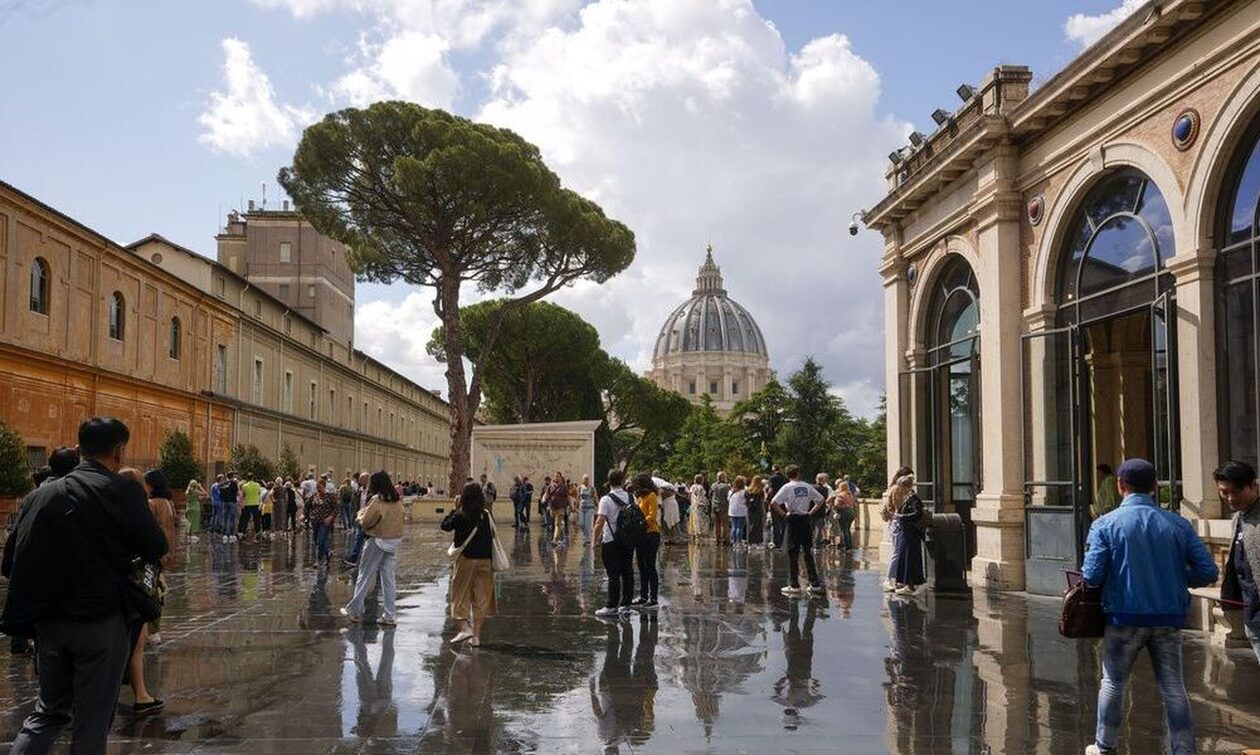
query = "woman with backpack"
xmin=593 ymin=468 xmax=637 ymax=617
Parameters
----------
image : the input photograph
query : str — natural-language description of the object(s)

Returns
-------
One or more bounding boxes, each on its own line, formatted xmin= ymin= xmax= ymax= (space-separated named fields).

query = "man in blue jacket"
xmin=1082 ymin=458 xmax=1218 ymax=755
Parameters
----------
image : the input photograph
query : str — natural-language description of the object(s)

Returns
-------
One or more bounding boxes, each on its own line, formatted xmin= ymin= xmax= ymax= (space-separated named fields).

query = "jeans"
xmin=340 ymin=500 xmax=355 ymax=530
xmin=222 ymin=505 xmax=239 ymax=536
xmin=552 ymin=509 xmax=568 ymax=543
xmin=209 ymin=499 xmax=222 ymax=533
xmin=580 ymin=506 xmax=595 ymax=543
xmin=239 ymin=505 xmax=261 ymax=535
xmin=601 ymin=541 xmax=635 ymax=608
xmin=811 ymin=515 xmax=826 ymax=547
xmin=771 ymin=510 xmax=786 ymax=548
xmin=837 ymin=508 xmax=855 ymax=549
xmin=636 ymin=533 xmax=660 ymax=602
xmin=786 ymin=514 xmax=820 ymax=588
xmin=345 ymin=539 xmax=397 ymax=620
xmin=1095 ymin=625 xmax=1194 ymax=755
xmin=314 ymin=521 xmax=333 ymax=564
xmin=12 ymin=612 xmax=131 ymax=755
xmin=730 ymin=516 xmax=747 ymax=544
xmin=347 ymin=526 xmax=368 ymax=563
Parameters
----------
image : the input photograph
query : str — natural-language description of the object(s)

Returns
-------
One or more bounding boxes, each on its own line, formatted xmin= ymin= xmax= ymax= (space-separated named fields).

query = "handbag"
xmin=487 ymin=512 xmax=511 ymax=571
xmin=447 ymin=523 xmax=477 ymax=561
xmin=1059 ymin=580 xmax=1105 ymax=638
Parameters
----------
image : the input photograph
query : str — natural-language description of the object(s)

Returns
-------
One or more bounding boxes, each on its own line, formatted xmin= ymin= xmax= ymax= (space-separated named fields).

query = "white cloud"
xmin=197 ymin=38 xmax=315 ymax=157
xmin=250 ymin=0 xmax=905 ymax=418
xmin=1064 ymin=0 xmax=1144 ymax=48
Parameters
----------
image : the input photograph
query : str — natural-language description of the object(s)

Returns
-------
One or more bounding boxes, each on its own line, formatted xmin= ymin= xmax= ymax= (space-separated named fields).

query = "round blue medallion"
xmin=1172 ymin=109 xmax=1199 ymax=151
xmin=906 ymin=263 xmax=918 ymax=287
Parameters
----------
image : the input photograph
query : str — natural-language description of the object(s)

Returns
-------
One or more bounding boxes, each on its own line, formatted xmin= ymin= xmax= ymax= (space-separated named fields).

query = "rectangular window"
xmin=279 ymin=283 xmax=290 ymax=299
xmin=330 ymin=388 xmax=337 ymax=424
xmin=213 ymin=276 xmax=225 ymax=298
xmin=279 ymin=241 xmax=292 ymax=263
xmin=307 ymin=284 xmax=316 ymax=299
xmin=348 ymin=396 xmax=355 ymax=429
xmin=253 ymin=298 xmax=262 ymax=317
xmin=378 ymin=407 xmax=382 ymax=434
xmin=283 ymin=315 xmax=292 ymax=335
xmin=309 ymin=382 xmax=317 ymax=420
xmin=363 ymin=401 xmax=369 ymax=429
xmin=688 ymin=382 xmax=696 ymax=395
xmin=710 ymin=381 xmax=718 ymax=395
xmin=732 ymin=381 xmax=739 ymax=395
xmin=214 ymin=345 xmax=227 ymax=393
xmin=253 ymin=359 xmax=264 ymax=404
xmin=283 ymin=371 xmax=293 ymax=412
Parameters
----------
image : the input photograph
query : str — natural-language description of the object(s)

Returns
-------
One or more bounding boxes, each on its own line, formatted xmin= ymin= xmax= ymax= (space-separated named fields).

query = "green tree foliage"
xmin=157 ymin=429 xmax=203 ymax=492
xmin=230 ymin=444 xmax=275 ymax=483
xmin=428 ymin=300 xmax=602 ymax=424
xmin=779 ymin=357 xmax=843 ymax=478
xmin=729 ymin=379 xmax=790 ymax=471
xmin=665 ymin=396 xmax=753 ymax=480
xmin=278 ymin=443 xmax=301 ymax=481
xmin=843 ymin=395 xmax=887 ymax=498
xmin=0 ymin=419 xmax=32 ymax=498
xmin=279 ymin=101 xmax=635 ymax=492
xmin=595 ymin=355 xmax=692 ymax=471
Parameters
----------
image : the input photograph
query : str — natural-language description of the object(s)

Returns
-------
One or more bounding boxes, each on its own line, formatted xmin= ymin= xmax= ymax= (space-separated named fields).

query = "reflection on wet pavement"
xmin=2 ymin=524 xmax=1258 ymax=753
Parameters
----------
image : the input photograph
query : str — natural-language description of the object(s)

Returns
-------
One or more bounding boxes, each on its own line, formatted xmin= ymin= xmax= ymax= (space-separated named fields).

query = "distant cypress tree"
xmin=0 ymin=420 xmax=32 ymax=498
xmin=278 ymin=443 xmax=301 ymax=481
xmin=230 ymin=444 xmax=275 ymax=482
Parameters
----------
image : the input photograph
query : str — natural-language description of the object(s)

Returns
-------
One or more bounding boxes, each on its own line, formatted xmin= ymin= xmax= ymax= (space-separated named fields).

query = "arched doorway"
xmin=904 ymin=256 xmax=981 ymax=562
xmin=1022 ymin=167 xmax=1179 ymax=594
xmin=1217 ymin=118 xmax=1260 ymax=470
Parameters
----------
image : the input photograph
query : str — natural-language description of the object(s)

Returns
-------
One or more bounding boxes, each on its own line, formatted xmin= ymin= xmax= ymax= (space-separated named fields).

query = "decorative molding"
xmin=1026 ymin=195 xmax=1046 ymax=227
xmin=1172 ymin=107 xmax=1201 ymax=151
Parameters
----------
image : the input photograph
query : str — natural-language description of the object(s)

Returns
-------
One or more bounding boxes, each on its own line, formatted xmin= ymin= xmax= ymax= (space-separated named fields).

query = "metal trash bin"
xmin=925 ymin=513 xmax=968 ymax=592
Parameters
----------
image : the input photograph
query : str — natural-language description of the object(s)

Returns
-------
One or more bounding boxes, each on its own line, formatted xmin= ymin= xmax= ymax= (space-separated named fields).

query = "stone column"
xmin=1168 ymin=249 xmax=1222 ymax=521
xmin=970 ymin=150 xmax=1026 ymax=591
xmin=880 ymin=235 xmax=908 ymax=485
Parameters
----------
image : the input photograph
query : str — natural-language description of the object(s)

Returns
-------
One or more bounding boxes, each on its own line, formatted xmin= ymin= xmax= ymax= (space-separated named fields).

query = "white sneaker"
xmin=148 ymin=632 xmax=163 ymax=645
xmin=229 ymin=535 xmax=238 ymax=542
xmin=222 ymin=535 xmax=230 ymax=543
xmin=780 ymin=586 xmax=803 ymax=596
xmin=595 ymin=606 xmax=620 ymax=617
xmin=882 ymin=580 xmax=896 ymax=592
xmin=895 ymin=585 xmax=915 ymax=596
xmin=190 ymin=536 xmax=199 ymax=543
xmin=809 ymin=584 xmax=825 ymax=595
xmin=1084 ymin=746 xmax=1103 ymax=755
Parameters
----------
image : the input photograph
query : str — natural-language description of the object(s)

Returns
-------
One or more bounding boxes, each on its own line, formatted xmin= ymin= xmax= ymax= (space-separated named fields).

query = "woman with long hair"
xmin=578 ymin=474 xmax=597 ymax=547
xmin=890 ymin=474 xmax=927 ymax=595
xmin=342 ymin=470 xmax=406 ymax=625
xmin=728 ymin=475 xmax=748 ymax=548
xmin=688 ymin=475 xmax=709 ymax=542
xmin=746 ymin=476 xmax=766 ymax=546
xmin=881 ymin=466 xmax=914 ymax=592
xmin=441 ymin=482 xmax=496 ymax=645
xmin=630 ymin=473 xmax=661 ymax=608
xmin=184 ymin=476 xmax=206 ymax=542
xmin=830 ymin=476 xmax=857 ymax=550
xmin=118 ymin=468 xmax=174 ymax=714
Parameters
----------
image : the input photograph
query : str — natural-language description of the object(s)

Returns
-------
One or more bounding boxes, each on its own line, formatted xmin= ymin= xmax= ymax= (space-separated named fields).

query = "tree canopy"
xmin=279 ymin=101 xmax=635 ymax=491
xmin=157 ymin=429 xmax=203 ymax=492
xmin=0 ymin=419 xmax=32 ymax=498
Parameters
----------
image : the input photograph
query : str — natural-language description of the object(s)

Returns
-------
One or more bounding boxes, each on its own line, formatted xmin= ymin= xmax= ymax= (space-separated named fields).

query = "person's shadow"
xmin=590 ymin=614 xmax=659 ymax=752
xmin=771 ymin=599 xmax=823 ymax=724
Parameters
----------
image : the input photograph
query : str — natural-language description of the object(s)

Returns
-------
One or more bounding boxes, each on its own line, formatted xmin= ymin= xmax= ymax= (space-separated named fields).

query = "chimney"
xmin=248 ymin=199 xmax=256 ymax=212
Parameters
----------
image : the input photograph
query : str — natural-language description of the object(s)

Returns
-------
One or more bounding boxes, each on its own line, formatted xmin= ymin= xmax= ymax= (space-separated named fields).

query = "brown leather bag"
xmin=1059 ymin=581 xmax=1105 ymax=638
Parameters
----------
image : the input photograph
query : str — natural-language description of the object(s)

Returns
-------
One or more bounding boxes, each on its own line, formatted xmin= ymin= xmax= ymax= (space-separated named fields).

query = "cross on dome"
xmin=694 ymin=244 xmax=725 ymax=295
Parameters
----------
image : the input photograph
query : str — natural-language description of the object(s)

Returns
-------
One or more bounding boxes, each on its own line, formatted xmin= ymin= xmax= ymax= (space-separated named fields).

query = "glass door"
xmin=1151 ymin=290 xmax=1181 ymax=509
xmin=1022 ymin=325 xmax=1086 ymax=595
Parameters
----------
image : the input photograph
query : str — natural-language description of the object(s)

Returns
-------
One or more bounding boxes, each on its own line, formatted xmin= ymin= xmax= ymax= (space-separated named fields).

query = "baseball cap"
xmin=1116 ymin=458 xmax=1157 ymax=492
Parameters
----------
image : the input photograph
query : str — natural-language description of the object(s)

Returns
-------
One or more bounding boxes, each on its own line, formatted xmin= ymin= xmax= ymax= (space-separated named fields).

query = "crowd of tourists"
xmin=3 ymin=415 xmax=1259 ymax=754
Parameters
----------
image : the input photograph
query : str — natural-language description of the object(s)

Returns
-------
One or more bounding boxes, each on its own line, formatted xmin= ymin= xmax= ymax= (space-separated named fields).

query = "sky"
xmin=0 ymin=0 xmax=1142 ymax=417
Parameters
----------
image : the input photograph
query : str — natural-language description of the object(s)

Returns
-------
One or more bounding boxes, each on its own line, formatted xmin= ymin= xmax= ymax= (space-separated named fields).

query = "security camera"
xmin=848 ymin=211 xmax=864 ymax=236
xmin=848 ymin=221 xmax=859 ymax=236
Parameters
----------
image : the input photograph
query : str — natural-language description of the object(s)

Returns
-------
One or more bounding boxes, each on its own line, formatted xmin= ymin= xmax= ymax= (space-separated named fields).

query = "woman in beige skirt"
xmin=441 ymin=482 xmax=496 ymax=646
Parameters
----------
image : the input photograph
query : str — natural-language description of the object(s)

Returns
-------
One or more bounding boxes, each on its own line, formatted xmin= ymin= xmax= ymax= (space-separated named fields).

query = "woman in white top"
xmin=688 ymin=475 xmax=709 ymax=542
xmin=727 ymin=475 xmax=749 ymax=547
xmin=659 ymin=482 xmax=681 ymax=543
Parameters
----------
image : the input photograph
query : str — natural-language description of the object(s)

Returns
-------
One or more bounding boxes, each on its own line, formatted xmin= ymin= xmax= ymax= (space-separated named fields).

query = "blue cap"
xmin=1116 ymin=458 xmax=1157 ymax=492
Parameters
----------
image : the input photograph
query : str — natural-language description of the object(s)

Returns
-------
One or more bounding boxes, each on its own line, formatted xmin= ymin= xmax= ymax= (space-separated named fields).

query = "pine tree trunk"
xmin=438 ymin=277 xmax=474 ymax=495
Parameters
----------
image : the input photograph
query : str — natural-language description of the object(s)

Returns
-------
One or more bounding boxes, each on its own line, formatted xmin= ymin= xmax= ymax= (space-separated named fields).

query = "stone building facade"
xmin=0 ymin=179 xmax=450 ymax=485
xmin=649 ymin=249 xmax=773 ymax=414
xmin=864 ymin=0 xmax=1260 ymax=599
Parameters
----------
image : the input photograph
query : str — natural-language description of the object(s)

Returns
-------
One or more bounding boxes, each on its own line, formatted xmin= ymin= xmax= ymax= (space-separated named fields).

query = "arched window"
xmin=29 ymin=257 xmax=49 ymax=315
xmin=168 ymin=317 xmax=181 ymax=360
xmin=1217 ymin=119 xmax=1260 ymax=468
xmin=108 ymin=292 xmax=125 ymax=341
xmin=1056 ymin=168 xmax=1174 ymax=323
xmin=926 ymin=257 xmax=980 ymax=364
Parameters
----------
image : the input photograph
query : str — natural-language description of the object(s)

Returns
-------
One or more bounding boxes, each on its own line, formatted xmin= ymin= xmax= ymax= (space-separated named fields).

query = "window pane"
xmin=1137 ymin=181 xmax=1174 ymax=261
xmin=1220 ymin=245 xmax=1253 ymax=284
xmin=1078 ymin=216 xmax=1158 ymax=299
xmin=1229 ymin=137 xmax=1260 ymax=247
xmin=1023 ymin=331 xmax=1074 ymax=505
xmin=1223 ymin=282 xmax=1259 ymax=469
xmin=1086 ymin=173 xmax=1144 ymax=227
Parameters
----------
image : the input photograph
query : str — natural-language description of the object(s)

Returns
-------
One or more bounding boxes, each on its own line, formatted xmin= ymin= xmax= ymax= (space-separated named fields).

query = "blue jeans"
xmin=314 ymin=522 xmax=333 ymax=564
xmin=209 ymin=499 xmax=222 ymax=533
xmin=730 ymin=516 xmax=747 ymax=544
xmin=1096 ymin=625 xmax=1194 ymax=754
xmin=344 ymin=539 xmax=397 ymax=620
xmin=222 ymin=505 xmax=238 ymax=536
xmin=347 ymin=526 xmax=368 ymax=563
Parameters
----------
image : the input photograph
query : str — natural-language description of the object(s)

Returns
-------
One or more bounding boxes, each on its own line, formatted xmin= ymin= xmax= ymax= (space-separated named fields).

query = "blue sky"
xmin=0 ymin=0 xmax=1137 ymax=415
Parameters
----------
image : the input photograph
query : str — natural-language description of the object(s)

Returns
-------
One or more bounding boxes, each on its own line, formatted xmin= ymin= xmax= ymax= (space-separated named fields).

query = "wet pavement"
xmin=1 ymin=523 xmax=1259 ymax=754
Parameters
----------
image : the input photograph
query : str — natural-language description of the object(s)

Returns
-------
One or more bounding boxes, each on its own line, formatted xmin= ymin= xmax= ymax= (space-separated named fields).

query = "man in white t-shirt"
xmin=770 ymin=465 xmax=825 ymax=596
xmin=592 ymin=469 xmax=636 ymax=617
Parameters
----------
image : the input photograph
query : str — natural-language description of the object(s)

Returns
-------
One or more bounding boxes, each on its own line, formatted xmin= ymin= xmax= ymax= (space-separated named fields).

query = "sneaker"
xmin=630 ymin=597 xmax=647 ymax=607
xmin=190 ymin=536 xmax=199 ymax=543
xmin=1085 ymin=746 xmax=1104 ymax=755
xmin=594 ymin=606 xmax=620 ymax=618
xmin=379 ymin=616 xmax=397 ymax=626
xmin=809 ymin=584 xmax=825 ymax=595
xmin=148 ymin=632 xmax=163 ymax=645
xmin=895 ymin=585 xmax=915 ymax=596
xmin=229 ymin=535 xmax=238 ymax=543
xmin=882 ymin=580 xmax=897 ymax=592
xmin=339 ymin=607 xmax=361 ymax=623
xmin=780 ymin=586 xmax=803 ymax=596
xmin=619 ymin=605 xmax=634 ymax=615
xmin=643 ymin=599 xmax=659 ymax=610
xmin=222 ymin=535 xmax=230 ymax=543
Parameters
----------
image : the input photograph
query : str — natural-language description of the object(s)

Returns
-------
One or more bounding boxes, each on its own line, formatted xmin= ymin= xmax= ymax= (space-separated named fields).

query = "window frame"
xmin=29 ymin=257 xmax=50 ymax=315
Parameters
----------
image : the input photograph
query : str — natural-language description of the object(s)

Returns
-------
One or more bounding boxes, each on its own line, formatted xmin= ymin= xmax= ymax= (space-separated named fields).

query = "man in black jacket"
xmin=2 ymin=417 xmax=167 ymax=755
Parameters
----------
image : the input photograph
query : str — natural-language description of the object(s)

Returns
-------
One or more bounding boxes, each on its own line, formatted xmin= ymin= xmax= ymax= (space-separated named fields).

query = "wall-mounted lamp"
xmin=931 ymin=109 xmax=950 ymax=126
xmin=956 ymin=84 xmax=977 ymax=102
xmin=909 ymin=131 xmax=926 ymax=147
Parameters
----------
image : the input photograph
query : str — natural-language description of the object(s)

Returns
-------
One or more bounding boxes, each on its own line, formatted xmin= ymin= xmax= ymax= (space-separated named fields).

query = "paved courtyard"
xmin=1 ymin=522 xmax=1258 ymax=754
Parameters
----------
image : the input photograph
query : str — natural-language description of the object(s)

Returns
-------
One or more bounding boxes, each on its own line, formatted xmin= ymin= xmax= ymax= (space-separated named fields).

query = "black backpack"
xmin=611 ymin=491 xmax=648 ymax=548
